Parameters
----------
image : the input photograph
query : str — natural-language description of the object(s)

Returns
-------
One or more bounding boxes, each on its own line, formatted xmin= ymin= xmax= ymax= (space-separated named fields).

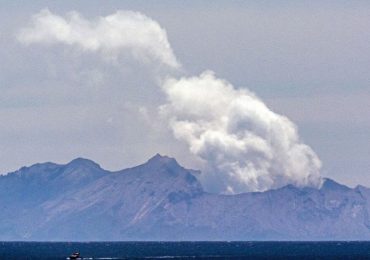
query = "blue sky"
xmin=0 ymin=1 xmax=369 ymax=188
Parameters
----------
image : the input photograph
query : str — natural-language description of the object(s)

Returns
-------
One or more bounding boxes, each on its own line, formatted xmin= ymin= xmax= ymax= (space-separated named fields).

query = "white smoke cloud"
xmin=160 ymin=71 xmax=322 ymax=193
xmin=17 ymin=9 xmax=180 ymax=68
xmin=18 ymin=10 xmax=322 ymax=194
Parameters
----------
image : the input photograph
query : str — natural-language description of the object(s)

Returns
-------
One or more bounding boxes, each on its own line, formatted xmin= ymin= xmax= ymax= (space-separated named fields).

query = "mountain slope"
xmin=0 ymin=155 xmax=369 ymax=241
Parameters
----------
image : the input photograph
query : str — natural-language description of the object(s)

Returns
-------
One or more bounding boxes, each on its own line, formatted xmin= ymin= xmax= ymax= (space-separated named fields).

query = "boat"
xmin=68 ymin=252 xmax=82 ymax=259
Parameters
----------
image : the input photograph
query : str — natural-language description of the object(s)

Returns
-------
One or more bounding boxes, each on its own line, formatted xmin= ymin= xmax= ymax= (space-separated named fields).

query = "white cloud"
xmin=17 ymin=9 xmax=180 ymax=68
xmin=161 ymin=71 xmax=322 ymax=193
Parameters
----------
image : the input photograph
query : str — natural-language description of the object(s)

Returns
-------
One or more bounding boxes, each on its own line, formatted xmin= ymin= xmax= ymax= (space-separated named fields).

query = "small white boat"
xmin=68 ymin=252 xmax=82 ymax=260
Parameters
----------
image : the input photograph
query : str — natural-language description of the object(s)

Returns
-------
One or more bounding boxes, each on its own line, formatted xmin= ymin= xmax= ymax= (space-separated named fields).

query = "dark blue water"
xmin=1 ymin=241 xmax=370 ymax=259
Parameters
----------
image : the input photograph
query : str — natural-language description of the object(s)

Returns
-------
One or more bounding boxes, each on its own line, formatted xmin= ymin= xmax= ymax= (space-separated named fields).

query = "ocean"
xmin=0 ymin=241 xmax=370 ymax=259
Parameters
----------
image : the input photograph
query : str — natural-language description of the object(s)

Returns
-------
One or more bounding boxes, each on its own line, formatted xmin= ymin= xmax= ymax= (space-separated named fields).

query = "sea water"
xmin=0 ymin=241 xmax=370 ymax=259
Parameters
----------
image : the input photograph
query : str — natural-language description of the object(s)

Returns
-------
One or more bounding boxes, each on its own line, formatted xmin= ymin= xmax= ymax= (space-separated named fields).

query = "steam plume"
xmin=17 ymin=9 xmax=180 ymax=68
xmin=160 ymin=71 xmax=322 ymax=193
xmin=19 ymin=10 xmax=322 ymax=194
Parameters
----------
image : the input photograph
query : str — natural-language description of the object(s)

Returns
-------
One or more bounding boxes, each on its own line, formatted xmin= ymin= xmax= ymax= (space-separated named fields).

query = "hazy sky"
xmin=0 ymin=1 xmax=369 ymax=188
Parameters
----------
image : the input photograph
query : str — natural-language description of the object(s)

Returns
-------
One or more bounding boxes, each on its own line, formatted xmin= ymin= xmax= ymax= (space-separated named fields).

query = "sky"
xmin=0 ymin=1 xmax=369 ymax=190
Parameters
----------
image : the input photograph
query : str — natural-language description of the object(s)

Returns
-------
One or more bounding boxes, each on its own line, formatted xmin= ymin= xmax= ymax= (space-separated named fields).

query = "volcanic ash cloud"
xmin=160 ymin=71 xmax=322 ymax=194
xmin=18 ymin=9 xmax=322 ymax=194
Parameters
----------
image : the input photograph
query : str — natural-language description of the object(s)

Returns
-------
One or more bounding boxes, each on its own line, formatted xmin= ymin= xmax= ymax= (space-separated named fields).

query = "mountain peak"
xmin=66 ymin=157 xmax=101 ymax=170
xmin=146 ymin=153 xmax=179 ymax=168
xmin=321 ymin=178 xmax=350 ymax=191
